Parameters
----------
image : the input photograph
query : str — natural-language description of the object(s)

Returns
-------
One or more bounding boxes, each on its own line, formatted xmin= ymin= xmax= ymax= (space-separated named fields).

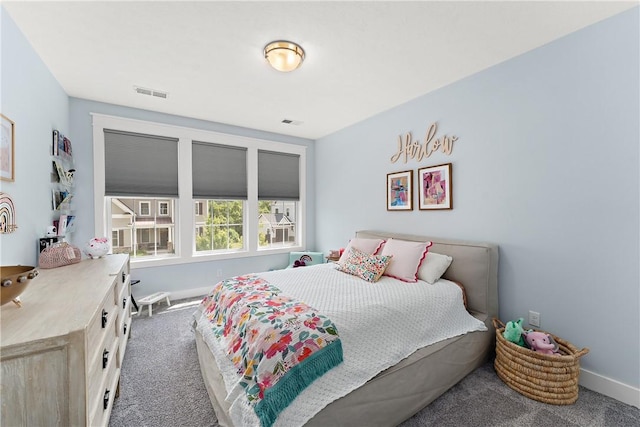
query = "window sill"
xmin=128 ymin=245 xmax=304 ymax=269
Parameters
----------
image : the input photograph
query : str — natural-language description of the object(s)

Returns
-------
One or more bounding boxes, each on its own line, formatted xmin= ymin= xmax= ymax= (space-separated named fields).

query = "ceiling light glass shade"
xmin=264 ymin=41 xmax=305 ymax=72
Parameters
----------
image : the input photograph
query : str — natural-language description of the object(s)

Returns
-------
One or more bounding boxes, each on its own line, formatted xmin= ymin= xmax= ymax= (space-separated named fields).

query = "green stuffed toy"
xmin=503 ymin=317 xmax=526 ymax=347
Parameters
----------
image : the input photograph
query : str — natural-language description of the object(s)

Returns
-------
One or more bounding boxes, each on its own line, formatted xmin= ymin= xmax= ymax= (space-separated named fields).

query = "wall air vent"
xmin=281 ymin=119 xmax=303 ymax=125
xmin=134 ymin=86 xmax=168 ymax=99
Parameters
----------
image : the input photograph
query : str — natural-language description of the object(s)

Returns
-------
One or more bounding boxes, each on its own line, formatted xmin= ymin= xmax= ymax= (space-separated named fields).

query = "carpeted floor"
xmin=109 ymin=298 xmax=639 ymax=427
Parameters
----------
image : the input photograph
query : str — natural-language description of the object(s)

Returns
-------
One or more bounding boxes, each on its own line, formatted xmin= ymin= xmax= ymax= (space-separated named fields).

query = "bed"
xmin=193 ymin=230 xmax=499 ymax=427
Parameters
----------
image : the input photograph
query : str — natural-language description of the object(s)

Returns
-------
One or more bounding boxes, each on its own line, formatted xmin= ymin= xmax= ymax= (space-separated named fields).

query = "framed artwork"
xmin=387 ymin=170 xmax=413 ymax=211
xmin=1 ymin=114 xmax=15 ymax=182
xmin=418 ymin=163 xmax=452 ymax=210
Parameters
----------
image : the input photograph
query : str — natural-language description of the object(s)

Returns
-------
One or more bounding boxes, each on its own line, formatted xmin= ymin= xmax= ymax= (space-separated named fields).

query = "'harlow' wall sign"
xmin=390 ymin=122 xmax=458 ymax=164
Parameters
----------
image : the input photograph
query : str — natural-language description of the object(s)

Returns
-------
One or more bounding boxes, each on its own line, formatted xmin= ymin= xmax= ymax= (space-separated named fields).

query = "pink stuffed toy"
xmin=523 ymin=331 xmax=560 ymax=355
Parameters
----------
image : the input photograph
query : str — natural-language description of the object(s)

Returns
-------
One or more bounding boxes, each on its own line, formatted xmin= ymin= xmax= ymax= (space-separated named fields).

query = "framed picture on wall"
xmin=387 ymin=170 xmax=413 ymax=211
xmin=418 ymin=163 xmax=452 ymax=210
xmin=1 ymin=114 xmax=15 ymax=182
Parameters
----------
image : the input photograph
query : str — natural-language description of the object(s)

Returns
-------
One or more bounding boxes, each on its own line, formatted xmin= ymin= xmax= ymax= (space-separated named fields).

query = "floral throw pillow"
xmin=336 ymin=246 xmax=393 ymax=283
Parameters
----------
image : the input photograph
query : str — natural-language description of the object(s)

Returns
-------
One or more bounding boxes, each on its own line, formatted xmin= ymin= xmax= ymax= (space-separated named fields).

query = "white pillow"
xmin=380 ymin=238 xmax=432 ymax=283
xmin=339 ymin=238 xmax=385 ymax=262
xmin=418 ymin=252 xmax=453 ymax=284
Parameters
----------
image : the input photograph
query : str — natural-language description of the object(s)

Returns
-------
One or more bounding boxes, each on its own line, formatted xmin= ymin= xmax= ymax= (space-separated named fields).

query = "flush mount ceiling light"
xmin=264 ymin=40 xmax=305 ymax=72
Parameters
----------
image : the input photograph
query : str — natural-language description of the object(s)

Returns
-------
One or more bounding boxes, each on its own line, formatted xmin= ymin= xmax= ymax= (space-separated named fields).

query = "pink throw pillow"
xmin=338 ymin=238 xmax=385 ymax=263
xmin=380 ymin=238 xmax=432 ymax=283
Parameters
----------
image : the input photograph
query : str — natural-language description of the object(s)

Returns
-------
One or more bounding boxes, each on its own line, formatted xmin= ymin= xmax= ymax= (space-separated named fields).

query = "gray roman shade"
xmin=192 ymin=142 xmax=247 ymax=199
xmin=104 ymin=129 xmax=179 ymax=197
xmin=258 ymin=150 xmax=300 ymax=201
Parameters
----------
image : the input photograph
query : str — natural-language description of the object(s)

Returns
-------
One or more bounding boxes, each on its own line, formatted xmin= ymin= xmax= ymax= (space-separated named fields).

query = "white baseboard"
xmin=168 ymin=286 xmax=211 ymax=301
xmin=580 ymin=368 xmax=640 ymax=408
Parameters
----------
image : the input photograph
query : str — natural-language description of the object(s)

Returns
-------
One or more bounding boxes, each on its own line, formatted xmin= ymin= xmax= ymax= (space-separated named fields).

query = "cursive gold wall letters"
xmin=390 ymin=122 xmax=458 ymax=164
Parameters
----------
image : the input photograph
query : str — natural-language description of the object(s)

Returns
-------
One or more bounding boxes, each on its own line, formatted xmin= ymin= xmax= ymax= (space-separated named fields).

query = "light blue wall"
xmin=0 ymin=7 xmax=69 ymax=266
xmin=315 ymin=9 xmax=639 ymax=388
xmin=68 ymin=99 xmax=315 ymax=297
xmin=1 ymin=5 xmax=315 ymax=297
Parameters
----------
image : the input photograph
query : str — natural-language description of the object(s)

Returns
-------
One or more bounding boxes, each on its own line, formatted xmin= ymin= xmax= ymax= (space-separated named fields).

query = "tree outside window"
xmin=195 ymin=200 xmax=244 ymax=252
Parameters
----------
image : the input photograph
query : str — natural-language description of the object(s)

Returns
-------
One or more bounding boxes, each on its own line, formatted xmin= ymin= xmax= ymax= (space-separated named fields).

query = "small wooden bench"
xmin=136 ymin=291 xmax=171 ymax=317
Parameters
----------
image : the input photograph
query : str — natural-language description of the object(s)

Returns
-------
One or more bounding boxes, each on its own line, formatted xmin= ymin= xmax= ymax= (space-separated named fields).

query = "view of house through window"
xmin=258 ymin=200 xmax=297 ymax=248
xmin=194 ymin=200 xmax=244 ymax=252
xmin=110 ymin=197 xmax=176 ymax=258
xmin=96 ymin=114 xmax=306 ymax=264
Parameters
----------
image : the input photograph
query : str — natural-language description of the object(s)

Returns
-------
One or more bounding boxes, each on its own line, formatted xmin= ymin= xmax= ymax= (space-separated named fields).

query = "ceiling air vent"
xmin=134 ymin=86 xmax=168 ymax=99
xmin=281 ymin=119 xmax=303 ymax=126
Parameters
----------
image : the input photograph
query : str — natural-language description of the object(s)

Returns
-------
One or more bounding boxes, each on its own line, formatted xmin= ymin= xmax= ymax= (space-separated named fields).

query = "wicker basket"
xmin=492 ymin=318 xmax=589 ymax=405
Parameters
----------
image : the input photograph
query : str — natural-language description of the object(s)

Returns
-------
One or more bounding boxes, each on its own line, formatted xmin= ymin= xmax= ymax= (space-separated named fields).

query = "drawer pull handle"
xmin=101 ymin=309 xmax=108 ymax=328
xmin=122 ymin=271 xmax=126 ymax=283
xmin=102 ymin=349 xmax=109 ymax=369
xmin=123 ymin=298 xmax=127 ymax=309
xmin=124 ymin=323 xmax=127 ymax=335
xmin=103 ymin=389 xmax=110 ymax=410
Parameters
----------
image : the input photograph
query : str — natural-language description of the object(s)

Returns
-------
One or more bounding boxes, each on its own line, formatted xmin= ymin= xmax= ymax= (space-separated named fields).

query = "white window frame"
xmin=92 ymin=113 xmax=306 ymax=268
xmin=158 ymin=201 xmax=169 ymax=216
xmin=139 ymin=201 xmax=151 ymax=216
xmin=194 ymin=201 xmax=203 ymax=216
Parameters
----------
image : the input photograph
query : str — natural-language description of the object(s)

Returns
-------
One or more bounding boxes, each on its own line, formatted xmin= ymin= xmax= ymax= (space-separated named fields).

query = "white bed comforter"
xmin=193 ymin=263 xmax=487 ymax=427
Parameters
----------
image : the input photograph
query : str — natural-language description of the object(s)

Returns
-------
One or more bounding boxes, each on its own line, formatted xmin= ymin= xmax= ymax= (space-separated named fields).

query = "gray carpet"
xmin=109 ymin=298 xmax=639 ymax=427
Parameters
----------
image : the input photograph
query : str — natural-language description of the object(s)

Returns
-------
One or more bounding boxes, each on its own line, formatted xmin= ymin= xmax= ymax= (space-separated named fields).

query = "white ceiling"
xmin=4 ymin=1 xmax=637 ymax=140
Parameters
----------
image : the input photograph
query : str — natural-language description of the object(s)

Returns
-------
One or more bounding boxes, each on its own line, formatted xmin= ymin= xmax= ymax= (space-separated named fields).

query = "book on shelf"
xmin=65 ymin=215 xmax=76 ymax=233
xmin=52 ymin=160 xmax=68 ymax=185
xmin=52 ymin=189 xmax=73 ymax=210
xmin=58 ymin=214 xmax=68 ymax=236
xmin=52 ymin=130 xmax=59 ymax=156
xmin=52 ymin=160 xmax=75 ymax=186
xmin=52 ymin=129 xmax=73 ymax=158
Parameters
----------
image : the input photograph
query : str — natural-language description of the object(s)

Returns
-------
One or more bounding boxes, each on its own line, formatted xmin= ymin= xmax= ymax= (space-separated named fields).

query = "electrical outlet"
xmin=216 ymin=269 xmax=223 ymax=277
xmin=529 ymin=310 xmax=540 ymax=327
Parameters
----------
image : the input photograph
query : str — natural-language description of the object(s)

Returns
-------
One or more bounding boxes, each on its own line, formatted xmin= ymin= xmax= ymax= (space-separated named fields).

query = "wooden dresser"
xmin=1 ymin=254 xmax=132 ymax=427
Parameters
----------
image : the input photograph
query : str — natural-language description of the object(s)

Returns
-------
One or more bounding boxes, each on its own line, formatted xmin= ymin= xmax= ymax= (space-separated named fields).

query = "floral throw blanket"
xmin=198 ymin=274 xmax=343 ymax=427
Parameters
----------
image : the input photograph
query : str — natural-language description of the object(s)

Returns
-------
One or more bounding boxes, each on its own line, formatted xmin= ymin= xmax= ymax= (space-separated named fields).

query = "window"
xmin=195 ymin=200 xmax=244 ymax=252
xmin=192 ymin=142 xmax=247 ymax=253
xmin=258 ymin=150 xmax=300 ymax=249
xmin=139 ymin=201 xmax=150 ymax=216
xmin=158 ymin=201 xmax=169 ymax=216
xmin=258 ymin=200 xmax=297 ymax=248
xmin=109 ymin=197 xmax=176 ymax=258
xmin=93 ymin=114 xmax=306 ymax=267
xmin=195 ymin=201 xmax=203 ymax=216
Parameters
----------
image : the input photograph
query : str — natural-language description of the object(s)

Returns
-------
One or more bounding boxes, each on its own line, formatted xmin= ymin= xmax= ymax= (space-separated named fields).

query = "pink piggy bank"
xmin=84 ymin=237 xmax=110 ymax=259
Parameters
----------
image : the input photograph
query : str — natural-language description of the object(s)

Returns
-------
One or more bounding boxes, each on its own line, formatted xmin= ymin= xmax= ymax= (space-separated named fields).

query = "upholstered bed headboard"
xmin=355 ymin=230 xmax=499 ymax=321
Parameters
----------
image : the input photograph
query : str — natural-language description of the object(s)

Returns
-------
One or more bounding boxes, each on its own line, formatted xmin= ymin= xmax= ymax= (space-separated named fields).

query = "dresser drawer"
xmin=88 ymin=339 xmax=119 ymax=426
xmin=118 ymin=302 xmax=132 ymax=363
xmin=87 ymin=287 xmax=118 ymax=364
xmin=117 ymin=279 xmax=131 ymax=318
xmin=87 ymin=332 xmax=118 ymax=403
